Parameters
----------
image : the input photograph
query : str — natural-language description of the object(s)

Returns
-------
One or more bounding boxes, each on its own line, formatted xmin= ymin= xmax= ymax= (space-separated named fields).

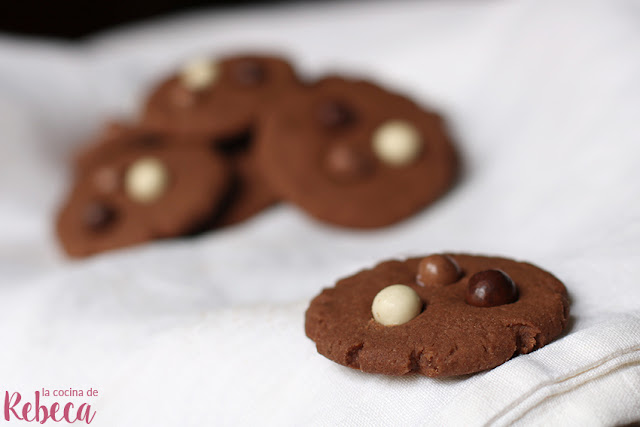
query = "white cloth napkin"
xmin=0 ymin=0 xmax=639 ymax=425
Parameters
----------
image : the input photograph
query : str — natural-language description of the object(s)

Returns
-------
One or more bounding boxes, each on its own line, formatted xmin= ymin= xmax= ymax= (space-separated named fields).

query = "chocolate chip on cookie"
xmin=417 ymin=254 xmax=462 ymax=287
xmin=465 ymin=269 xmax=518 ymax=307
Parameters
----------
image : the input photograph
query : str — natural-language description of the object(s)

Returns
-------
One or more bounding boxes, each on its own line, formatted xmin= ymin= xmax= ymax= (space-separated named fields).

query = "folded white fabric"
xmin=0 ymin=0 xmax=639 ymax=425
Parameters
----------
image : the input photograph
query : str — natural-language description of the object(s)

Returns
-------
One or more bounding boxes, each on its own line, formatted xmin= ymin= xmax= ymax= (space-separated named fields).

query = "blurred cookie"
xmin=57 ymin=141 xmax=230 ymax=257
xmin=256 ymin=77 xmax=459 ymax=228
xmin=305 ymin=254 xmax=570 ymax=377
xmin=74 ymin=122 xmax=176 ymax=173
xmin=142 ymin=54 xmax=300 ymax=135
xmin=141 ymin=54 xmax=303 ymax=225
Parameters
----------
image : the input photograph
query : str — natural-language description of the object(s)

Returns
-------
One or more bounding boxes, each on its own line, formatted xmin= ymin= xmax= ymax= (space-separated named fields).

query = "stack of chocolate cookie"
xmin=56 ymin=54 xmax=459 ymax=257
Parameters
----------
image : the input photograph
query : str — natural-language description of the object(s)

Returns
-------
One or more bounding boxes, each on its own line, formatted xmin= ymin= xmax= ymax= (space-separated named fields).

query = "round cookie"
xmin=141 ymin=54 xmax=302 ymax=225
xmin=305 ymin=254 xmax=570 ymax=377
xmin=256 ymin=77 xmax=459 ymax=228
xmin=57 ymin=144 xmax=230 ymax=257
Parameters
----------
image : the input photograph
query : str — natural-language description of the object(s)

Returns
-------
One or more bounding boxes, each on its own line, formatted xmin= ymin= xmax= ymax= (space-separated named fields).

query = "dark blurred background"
xmin=0 ymin=0 xmax=294 ymax=39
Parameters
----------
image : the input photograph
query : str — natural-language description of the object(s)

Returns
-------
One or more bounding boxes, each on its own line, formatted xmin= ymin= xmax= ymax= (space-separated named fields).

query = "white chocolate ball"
xmin=124 ymin=157 xmax=169 ymax=203
xmin=371 ymin=284 xmax=423 ymax=326
xmin=179 ymin=58 xmax=218 ymax=91
xmin=372 ymin=120 xmax=423 ymax=166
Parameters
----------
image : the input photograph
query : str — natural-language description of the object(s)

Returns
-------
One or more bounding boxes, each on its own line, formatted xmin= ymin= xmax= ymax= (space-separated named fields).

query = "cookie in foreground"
xmin=305 ymin=254 xmax=570 ymax=377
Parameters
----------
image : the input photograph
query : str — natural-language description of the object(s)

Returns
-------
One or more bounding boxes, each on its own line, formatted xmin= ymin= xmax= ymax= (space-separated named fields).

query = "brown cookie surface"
xmin=256 ymin=77 xmax=459 ymax=228
xmin=74 ymin=123 xmax=192 ymax=173
xmin=142 ymin=55 xmax=300 ymax=135
xmin=305 ymin=254 xmax=570 ymax=377
xmin=141 ymin=54 xmax=302 ymax=225
xmin=57 ymin=142 xmax=230 ymax=257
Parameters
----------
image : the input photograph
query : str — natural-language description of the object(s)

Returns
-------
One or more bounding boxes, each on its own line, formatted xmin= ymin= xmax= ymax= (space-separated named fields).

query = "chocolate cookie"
xmin=57 ymin=142 xmax=230 ymax=257
xmin=141 ymin=54 xmax=302 ymax=225
xmin=305 ymin=254 xmax=570 ymax=377
xmin=256 ymin=77 xmax=459 ymax=228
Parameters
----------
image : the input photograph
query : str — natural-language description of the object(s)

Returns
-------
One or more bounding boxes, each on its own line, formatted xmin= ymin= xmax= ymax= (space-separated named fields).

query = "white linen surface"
xmin=1 ymin=0 xmax=639 ymax=425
